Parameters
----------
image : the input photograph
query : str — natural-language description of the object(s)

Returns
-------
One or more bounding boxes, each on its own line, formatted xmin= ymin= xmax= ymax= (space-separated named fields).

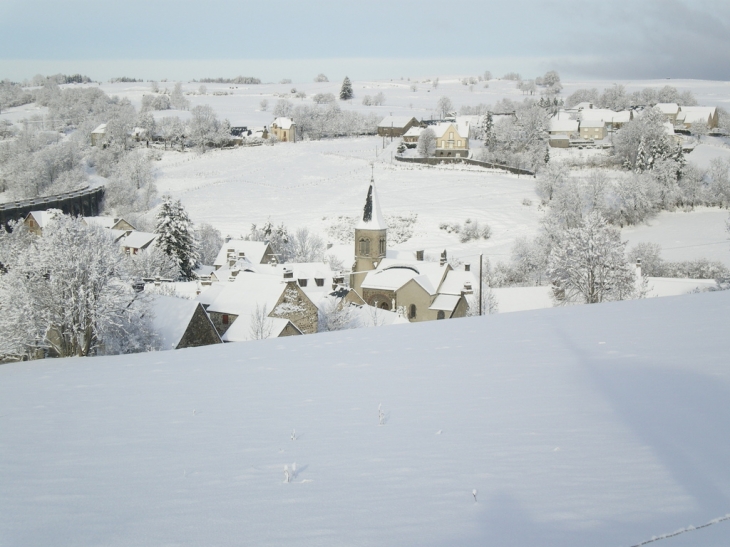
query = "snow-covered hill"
xmin=2 ymin=291 xmax=730 ymax=546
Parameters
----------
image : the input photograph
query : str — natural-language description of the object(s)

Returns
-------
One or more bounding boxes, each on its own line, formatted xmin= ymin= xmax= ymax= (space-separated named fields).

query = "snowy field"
xmin=2 ymin=290 xmax=730 ymax=547
xmin=2 ymin=77 xmax=730 ymax=264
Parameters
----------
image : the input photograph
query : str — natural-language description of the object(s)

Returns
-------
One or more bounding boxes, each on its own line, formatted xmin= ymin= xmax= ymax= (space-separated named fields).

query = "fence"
xmin=394 ymin=155 xmax=535 ymax=176
xmin=0 ymin=186 xmax=105 ymax=229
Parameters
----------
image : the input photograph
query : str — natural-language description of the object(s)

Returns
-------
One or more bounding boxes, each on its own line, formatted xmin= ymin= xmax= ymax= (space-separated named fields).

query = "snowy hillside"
xmin=2 ymin=291 xmax=730 ymax=546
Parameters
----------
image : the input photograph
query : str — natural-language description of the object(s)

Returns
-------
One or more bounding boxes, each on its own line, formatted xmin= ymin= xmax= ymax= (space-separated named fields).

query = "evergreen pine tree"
xmin=482 ymin=112 xmax=494 ymax=150
xmin=155 ymin=195 xmax=199 ymax=280
xmin=544 ymin=146 xmax=550 ymax=164
xmin=340 ymin=76 xmax=354 ymax=101
xmin=634 ymin=138 xmax=648 ymax=173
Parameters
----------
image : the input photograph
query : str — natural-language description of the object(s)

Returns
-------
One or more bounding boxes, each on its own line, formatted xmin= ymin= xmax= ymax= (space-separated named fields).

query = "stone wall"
xmin=394 ymin=155 xmax=535 ymax=176
xmin=177 ymin=305 xmax=223 ymax=349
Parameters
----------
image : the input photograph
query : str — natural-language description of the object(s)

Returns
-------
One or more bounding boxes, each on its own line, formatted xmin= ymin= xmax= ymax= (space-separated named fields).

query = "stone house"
xmin=23 ymin=210 xmax=59 ymax=236
xmin=676 ymin=106 xmax=719 ymax=129
xmin=83 ymin=216 xmax=135 ymax=231
xmin=431 ymin=121 xmax=470 ymax=158
xmin=150 ymin=295 xmax=222 ymax=350
xmin=199 ymin=272 xmax=318 ymax=341
xmin=377 ymin=116 xmax=420 ymax=138
xmin=270 ymin=117 xmax=297 ymax=142
xmin=402 ymin=126 xmax=424 ymax=144
xmin=656 ymin=103 xmax=681 ymax=124
xmin=118 ymin=231 xmax=157 ymax=255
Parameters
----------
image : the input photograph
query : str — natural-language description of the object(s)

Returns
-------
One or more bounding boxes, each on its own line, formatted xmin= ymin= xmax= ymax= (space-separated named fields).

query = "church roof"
xmin=356 ymin=181 xmax=387 ymax=230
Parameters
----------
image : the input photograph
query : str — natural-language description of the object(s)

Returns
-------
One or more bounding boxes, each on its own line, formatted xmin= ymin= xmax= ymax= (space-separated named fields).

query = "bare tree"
xmin=249 ymin=303 xmax=273 ymax=340
xmin=417 ymin=127 xmax=437 ymax=157
xmin=437 ymin=96 xmax=453 ymax=119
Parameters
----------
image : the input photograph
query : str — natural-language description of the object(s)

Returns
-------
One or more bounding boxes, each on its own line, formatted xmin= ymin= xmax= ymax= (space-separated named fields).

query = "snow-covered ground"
xmin=2 ymin=290 xmax=730 ymax=547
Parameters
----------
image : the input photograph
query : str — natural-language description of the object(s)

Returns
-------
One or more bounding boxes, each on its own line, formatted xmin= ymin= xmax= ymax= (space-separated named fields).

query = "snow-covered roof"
xmin=580 ymin=119 xmax=606 ymax=129
xmin=377 ymin=116 xmax=417 ymax=129
xmin=149 ymin=295 xmax=202 ymax=350
xmin=645 ymin=277 xmax=717 ymax=297
xmin=83 ymin=216 xmax=133 ymax=230
xmin=119 ymin=231 xmax=157 ymax=250
xmin=430 ymin=121 xmax=469 ymax=140
xmin=549 ymin=118 xmax=579 ymax=133
xmin=272 ymin=117 xmax=294 ymax=129
xmin=91 ymin=123 xmax=107 ymax=134
xmin=573 ymin=101 xmax=594 ymax=110
xmin=663 ymin=122 xmax=676 ymax=136
xmin=213 ymin=240 xmax=272 ymax=268
xmin=655 ymin=103 xmax=680 ymax=115
xmin=109 ymin=229 xmax=130 ymax=242
xmin=403 ymin=126 xmax=424 ymax=138
xmin=438 ymin=269 xmax=478 ymax=296
xmin=25 ymin=210 xmax=59 ymax=228
xmin=679 ymin=107 xmax=716 ymax=124
xmin=356 ymin=182 xmax=387 ymax=230
xmin=361 ymin=259 xmax=449 ymax=295
xmin=580 ymin=108 xmax=629 ymax=124
xmin=221 ymin=315 xmax=294 ymax=342
xmin=204 ymin=274 xmax=288 ymax=316
xmin=428 ymin=294 xmax=461 ymax=312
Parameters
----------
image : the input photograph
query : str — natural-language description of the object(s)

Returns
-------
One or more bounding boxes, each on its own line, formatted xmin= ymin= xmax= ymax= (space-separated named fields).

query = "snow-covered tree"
xmin=249 ymin=303 xmax=273 ymax=340
xmin=158 ymin=116 xmax=185 ymax=151
xmin=313 ymin=73 xmax=329 ymax=83
xmin=196 ymin=223 xmax=223 ymax=266
xmin=260 ymin=99 xmax=268 ymax=111
xmin=417 ymin=127 xmax=437 ymax=157
xmin=548 ymin=212 xmax=636 ymax=304
xmin=125 ymin=245 xmax=180 ymax=280
xmin=615 ymin=107 xmax=673 ymax=172
xmin=170 ymin=82 xmax=189 ymax=110
xmin=437 ymin=96 xmax=453 ymax=119
xmin=340 ymin=76 xmax=353 ymax=100
xmin=154 ymin=195 xmax=199 ymax=279
xmin=318 ymin=296 xmax=356 ymax=331
xmin=284 ymin=227 xmax=325 ymax=263
xmin=482 ymin=112 xmax=494 ymax=150
xmin=103 ymin=150 xmax=157 ymax=215
xmin=0 ymin=215 xmax=155 ymax=359
xmin=188 ymin=104 xmax=219 ymax=153
xmin=274 ymin=99 xmax=293 ymax=118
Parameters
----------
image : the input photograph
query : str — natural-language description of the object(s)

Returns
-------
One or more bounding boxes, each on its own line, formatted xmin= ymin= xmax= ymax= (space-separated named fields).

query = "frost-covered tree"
xmin=249 ymin=303 xmax=273 ymax=340
xmin=154 ymin=195 xmax=199 ymax=279
xmin=103 ymin=150 xmax=157 ymax=215
xmin=615 ymin=107 xmax=673 ymax=171
xmin=318 ymin=296 xmax=356 ymax=331
xmin=416 ymin=127 xmax=437 ymax=157
xmin=259 ymin=99 xmax=268 ymax=111
xmin=284 ymin=227 xmax=325 ymax=263
xmin=482 ymin=112 xmax=494 ymax=150
xmin=188 ymin=105 xmax=219 ymax=153
xmin=170 ymin=82 xmax=189 ymax=110
xmin=158 ymin=116 xmax=185 ymax=150
xmin=627 ymin=242 xmax=664 ymax=277
xmin=195 ymin=222 xmax=223 ymax=266
xmin=314 ymin=73 xmax=329 ymax=83
xmin=548 ymin=212 xmax=636 ymax=304
xmin=437 ymin=96 xmax=453 ymax=119
xmin=274 ymin=99 xmax=293 ymax=118
xmin=0 ymin=215 xmax=155 ymax=359
xmin=125 ymin=245 xmax=180 ymax=281
xmin=340 ymin=76 xmax=353 ymax=100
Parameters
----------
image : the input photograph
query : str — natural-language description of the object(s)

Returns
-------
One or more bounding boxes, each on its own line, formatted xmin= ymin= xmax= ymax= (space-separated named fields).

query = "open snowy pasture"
xmin=153 ymin=137 xmax=541 ymax=261
xmin=2 ymin=291 xmax=730 ymax=546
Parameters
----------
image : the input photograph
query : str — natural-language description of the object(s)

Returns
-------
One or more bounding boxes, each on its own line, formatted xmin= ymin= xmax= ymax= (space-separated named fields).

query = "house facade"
xmin=270 ymin=117 xmax=297 ymax=142
xmin=431 ymin=122 xmax=470 ymax=158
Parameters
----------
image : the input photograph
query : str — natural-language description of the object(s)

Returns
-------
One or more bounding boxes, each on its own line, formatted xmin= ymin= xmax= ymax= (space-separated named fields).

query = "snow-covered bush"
xmin=438 ymin=219 xmax=491 ymax=242
xmin=312 ymin=93 xmax=336 ymax=105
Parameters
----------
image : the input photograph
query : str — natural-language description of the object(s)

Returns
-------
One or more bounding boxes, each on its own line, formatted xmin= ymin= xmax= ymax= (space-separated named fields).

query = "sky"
xmin=1 ymin=0 xmax=729 ymax=82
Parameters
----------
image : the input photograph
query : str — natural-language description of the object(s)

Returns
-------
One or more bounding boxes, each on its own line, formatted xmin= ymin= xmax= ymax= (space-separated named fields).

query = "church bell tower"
xmin=351 ymin=176 xmax=387 ymax=296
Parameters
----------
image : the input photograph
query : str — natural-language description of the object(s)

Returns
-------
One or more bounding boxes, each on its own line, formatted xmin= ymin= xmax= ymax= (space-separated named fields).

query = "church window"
xmin=379 ymin=238 xmax=386 ymax=255
xmin=437 ymin=310 xmax=445 ymax=320
xmin=359 ymin=238 xmax=370 ymax=255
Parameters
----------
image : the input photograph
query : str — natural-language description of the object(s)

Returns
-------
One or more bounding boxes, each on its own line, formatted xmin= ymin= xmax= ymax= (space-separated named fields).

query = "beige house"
xmin=90 ymin=124 xmax=107 ymax=147
xmin=270 ymin=117 xmax=296 ymax=142
xmin=656 ymin=103 xmax=681 ymax=124
xmin=431 ymin=121 xmax=470 ymax=158
xmin=83 ymin=216 xmax=135 ymax=231
xmin=549 ymin=117 xmax=579 ymax=137
xmin=118 ymin=231 xmax=157 ymax=255
xmin=23 ymin=210 xmax=60 ymax=236
xmin=402 ymin=126 xmax=424 ymax=144
xmin=677 ymin=106 xmax=719 ymax=129
xmin=579 ymin=119 xmax=607 ymax=140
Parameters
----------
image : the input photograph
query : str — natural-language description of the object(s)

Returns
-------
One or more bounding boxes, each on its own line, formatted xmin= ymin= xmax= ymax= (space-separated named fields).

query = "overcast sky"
xmin=1 ymin=0 xmax=729 ymax=82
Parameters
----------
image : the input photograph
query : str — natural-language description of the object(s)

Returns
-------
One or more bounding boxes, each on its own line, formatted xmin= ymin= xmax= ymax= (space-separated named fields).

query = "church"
xmin=350 ymin=178 xmax=475 ymax=322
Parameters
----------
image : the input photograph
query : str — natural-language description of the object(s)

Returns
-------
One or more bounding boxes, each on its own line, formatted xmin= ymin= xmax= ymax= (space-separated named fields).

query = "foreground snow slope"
xmin=2 ymin=291 xmax=730 ymax=547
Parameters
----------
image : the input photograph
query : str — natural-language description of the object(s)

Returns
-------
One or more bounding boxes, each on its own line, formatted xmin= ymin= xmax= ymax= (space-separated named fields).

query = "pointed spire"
xmin=356 ymin=172 xmax=387 ymax=230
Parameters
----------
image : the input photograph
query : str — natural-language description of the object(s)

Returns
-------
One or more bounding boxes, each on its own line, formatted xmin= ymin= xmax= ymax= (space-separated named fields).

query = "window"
xmin=437 ymin=310 xmax=445 ymax=320
xmin=409 ymin=304 xmax=417 ymax=319
xmin=359 ymin=238 xmax=370 ymax=256
xmin=315 ymin=278 xmax=324 ymax=287
xmin=298 ymin=278 xmax=307 ymax=287
xmin=441 ymin=140 xmax=445 ymax=147
xmin=457 ymin=140 xmax=462 ymax=147
xmin=379 ymin=238 xmax=386 ymax=255
xmin=222 ymin=314 xmax=229 ymax=325
xmin=449 ymin=132 xmax=454 ymax=139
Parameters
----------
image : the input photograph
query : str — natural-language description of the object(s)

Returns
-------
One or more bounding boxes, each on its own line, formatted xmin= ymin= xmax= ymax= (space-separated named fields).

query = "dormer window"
xmin=298 ymin=278 xmax=308 ymax=287
xmin=315 ymin=278 xmax=324 ymax=287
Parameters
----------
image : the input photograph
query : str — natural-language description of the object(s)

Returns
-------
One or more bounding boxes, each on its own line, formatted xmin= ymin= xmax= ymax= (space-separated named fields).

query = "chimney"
xmin=464 ymin=263 xmax=471 ymax=272
xmin=636 ymin=258 xmax=642 ymax=278
xmin=283 ymin=269 xmax=293 ymax=279
xmin=439 ymin=250 xmax=447 ymax=266
xmin=416 ymin=250 xmax=424 ymax=261
xmin=462 ymin=281 xmax=473 ymax=295
xmin=154 ymin=276 xmax=161 ymax=287
xmin=224 ymin=235 xmax=231 ymax=243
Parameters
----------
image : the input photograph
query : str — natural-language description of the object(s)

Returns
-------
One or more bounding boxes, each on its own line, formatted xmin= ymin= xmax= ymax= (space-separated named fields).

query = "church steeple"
xmin=351 ymin=172 xmax=388 ymax=296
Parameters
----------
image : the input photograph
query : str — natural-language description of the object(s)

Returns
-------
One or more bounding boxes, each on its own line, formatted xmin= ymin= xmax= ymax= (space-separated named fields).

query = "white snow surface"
xmin=2 ymin=291 xmax=730 ymax=546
